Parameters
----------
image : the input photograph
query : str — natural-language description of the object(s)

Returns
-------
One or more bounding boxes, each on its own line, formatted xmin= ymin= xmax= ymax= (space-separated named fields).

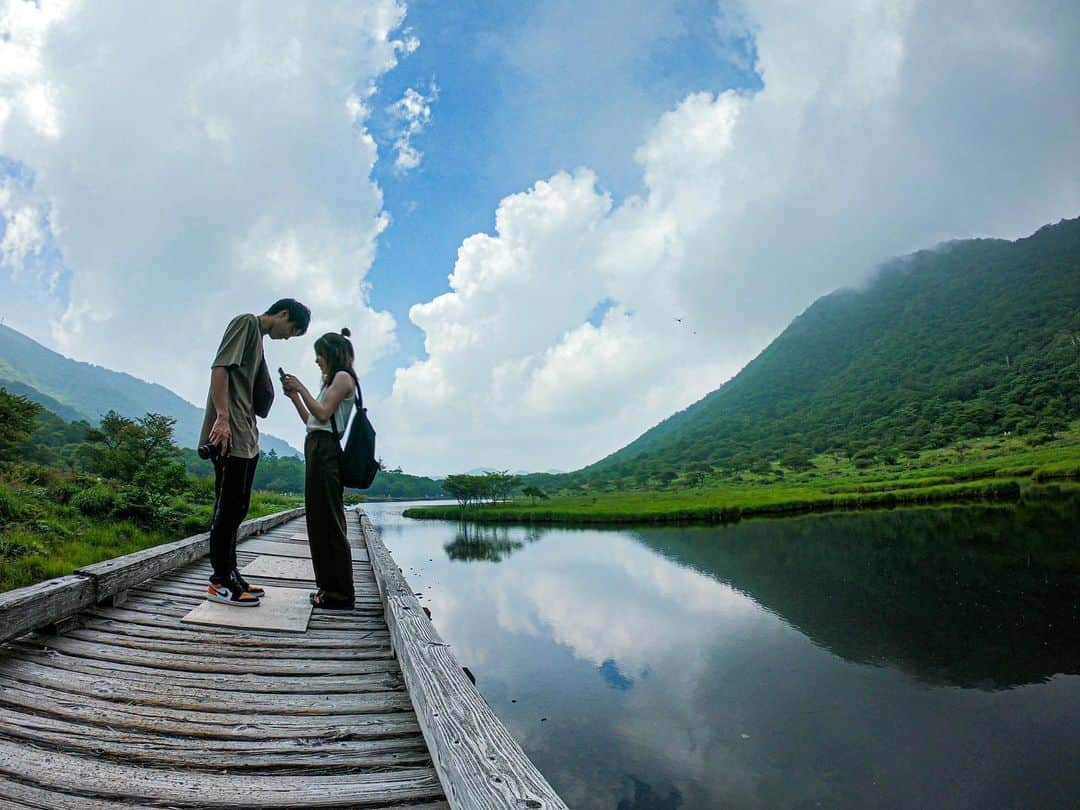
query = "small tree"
xmin=655 ymin=469 xmax=678 ymax=488
xmin=442 ymin=475 xmax=475 ymax=511
xmin=521 ymin=485 xmax=548 ymax=505
xmin=81 ymin=411 xmax=186 ymax=523
xmin=685 ymin=461 xmax=711 ymax=489
xmin=486 ymin=471 xmax=522 ymax=503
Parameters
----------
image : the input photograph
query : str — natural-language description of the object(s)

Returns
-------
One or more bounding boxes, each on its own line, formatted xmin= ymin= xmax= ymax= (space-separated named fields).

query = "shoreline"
xmin=403 ymin=477 xmax=1080 ymax=527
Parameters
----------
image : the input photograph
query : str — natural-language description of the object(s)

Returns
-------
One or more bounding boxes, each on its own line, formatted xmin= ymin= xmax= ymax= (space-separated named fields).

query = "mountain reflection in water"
xmin=630 ymin=490 xmax=1080 ymax=689
xmin=364 ymin=489 xmax=1080 ymax=809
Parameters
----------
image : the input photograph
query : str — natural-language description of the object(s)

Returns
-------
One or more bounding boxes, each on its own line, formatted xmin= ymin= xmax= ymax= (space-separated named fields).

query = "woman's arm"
xmin=292 ymin=371 xmax=354 ymax=425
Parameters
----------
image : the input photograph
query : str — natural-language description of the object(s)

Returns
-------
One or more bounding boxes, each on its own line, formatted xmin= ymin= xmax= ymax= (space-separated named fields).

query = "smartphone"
xmin=278 ymin=367 xmax=287 ymax=382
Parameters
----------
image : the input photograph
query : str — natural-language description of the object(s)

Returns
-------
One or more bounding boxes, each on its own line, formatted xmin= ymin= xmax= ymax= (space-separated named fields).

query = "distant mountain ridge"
xmin=0 ymin=324 xmax=301 ymax=457
xmin=559 ymin=216 xmax=1080 ymax=486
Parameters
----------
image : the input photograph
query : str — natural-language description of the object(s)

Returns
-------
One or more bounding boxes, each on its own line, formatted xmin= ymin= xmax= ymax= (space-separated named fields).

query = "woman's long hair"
xmin=314 ymin=328 xmax=356 ymax=390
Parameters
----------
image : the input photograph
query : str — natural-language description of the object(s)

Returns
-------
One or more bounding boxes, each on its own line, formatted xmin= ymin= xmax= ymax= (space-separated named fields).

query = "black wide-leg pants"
xmin=304 ymin=431 xmax=355 ymax=601
xmin=209 ymin=454 xmax=259 ymax=580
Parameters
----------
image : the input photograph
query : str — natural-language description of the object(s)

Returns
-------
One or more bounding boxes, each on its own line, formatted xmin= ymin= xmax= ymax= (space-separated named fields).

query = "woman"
xmin=281 ymin=329 xmax=357 ymax=610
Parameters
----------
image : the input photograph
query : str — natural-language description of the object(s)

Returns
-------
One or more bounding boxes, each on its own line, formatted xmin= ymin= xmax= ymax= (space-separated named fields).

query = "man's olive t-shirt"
xmin=199 ymin=314 xmax=264 ymax=459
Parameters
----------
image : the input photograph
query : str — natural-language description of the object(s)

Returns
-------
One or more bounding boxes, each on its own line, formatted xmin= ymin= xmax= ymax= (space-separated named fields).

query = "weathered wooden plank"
xmin=4 ymin=646 xmax=405 ymax=694
xmin=0 ymin=740 xmax=445 ymax=807
xmin=362 ymin=513 xmax=568 ymax=810
xmin=55 ymin=631 xmax=390 ymax=660
xmin=0 ymin=576 xmax=97 ymax=646
xmin=82 ymin=605 xmax=390 ymax=636
xmin=0 ymin=705 xmax=432 ymax=771
xmin=74 ymin=507 xmax=304 ymax=601
xmin=76 ymin=530 xmax=206 ymax=595
xmin=0 ymin=681 xmax=420 ymax=740
xmin=66 ymin=624 xmax=391 ymax=651
xmin=0 ymin=658 xmax=411 ymax=715
xmin=0 ymin=776 xmax=155 ymax=809
xmin=0 ymin=779 xmax=451 ymax=810
xmin=22 ymin=635 xmax=396 ymax=676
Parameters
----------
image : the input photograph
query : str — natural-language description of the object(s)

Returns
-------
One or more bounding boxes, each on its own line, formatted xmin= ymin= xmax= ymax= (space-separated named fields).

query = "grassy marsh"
xmin=0 ymin=467 xmax=301 ymax=592
xmin=405 ymin=434 xmax=1080 ymax=525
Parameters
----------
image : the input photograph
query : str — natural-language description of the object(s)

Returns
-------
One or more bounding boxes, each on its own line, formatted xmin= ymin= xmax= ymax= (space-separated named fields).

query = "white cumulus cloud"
xmin=0 ymin=178 xmax=46 ymax=276
xmin=384 ymin=0 xmax=1080 ymax=475
xmin=389 ymin=82 xmax=438 ymax=172
xmin=0 ymin=0 xmax=414 ymax=450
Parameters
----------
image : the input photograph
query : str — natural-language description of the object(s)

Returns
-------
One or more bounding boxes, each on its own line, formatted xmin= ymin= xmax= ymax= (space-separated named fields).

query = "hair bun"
xmin=341 ymin=327 xmax=351 ymax=338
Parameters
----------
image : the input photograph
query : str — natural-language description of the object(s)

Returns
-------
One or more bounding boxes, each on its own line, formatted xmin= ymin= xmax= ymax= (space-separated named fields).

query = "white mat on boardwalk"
xmin=240 ymin=555 xmax=316 ymax=581
xmin=181 ymin=585 xmax=312 ymax=632
xmin=237 ymin=539 xmax=312 ymax=558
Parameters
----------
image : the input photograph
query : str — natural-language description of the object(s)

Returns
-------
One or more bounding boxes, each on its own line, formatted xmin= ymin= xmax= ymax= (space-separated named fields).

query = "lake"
xmin=362 ymin=489 xmax=1080 ymax=809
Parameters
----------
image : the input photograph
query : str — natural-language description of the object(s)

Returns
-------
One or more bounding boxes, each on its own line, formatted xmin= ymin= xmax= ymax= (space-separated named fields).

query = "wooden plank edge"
xmin=0 ymin=576 xmax=96 ymax=647
xmin=0 ymin=507 xmax=305 ymax=644
xmin=359 ymin=511 xmax=567 ymax=810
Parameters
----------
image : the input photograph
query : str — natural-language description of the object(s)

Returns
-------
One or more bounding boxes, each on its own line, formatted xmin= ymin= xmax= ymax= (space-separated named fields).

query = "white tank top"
xmin=305 ymin=374 xmax=355 ymax=437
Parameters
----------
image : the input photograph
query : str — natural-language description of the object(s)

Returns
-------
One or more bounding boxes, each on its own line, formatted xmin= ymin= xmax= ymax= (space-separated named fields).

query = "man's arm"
xmin=207 ymin=366 xmax=231 ymax=454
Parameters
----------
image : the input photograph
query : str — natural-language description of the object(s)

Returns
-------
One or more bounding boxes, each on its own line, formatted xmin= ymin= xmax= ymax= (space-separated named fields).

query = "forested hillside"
xmin=557 ymin=217 xmax=1080 ymax=488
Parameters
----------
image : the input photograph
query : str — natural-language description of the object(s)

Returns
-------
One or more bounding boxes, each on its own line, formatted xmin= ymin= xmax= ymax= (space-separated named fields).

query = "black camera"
xmin=197 ymin=442 xmax=221 ymax=461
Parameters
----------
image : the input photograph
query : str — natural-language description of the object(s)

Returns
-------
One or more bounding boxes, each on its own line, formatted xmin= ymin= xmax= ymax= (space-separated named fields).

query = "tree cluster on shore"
xmin=440 ymin=471 xmax=548 ymax=510
xmin=1 ymin=389 xmax=190 ymax=530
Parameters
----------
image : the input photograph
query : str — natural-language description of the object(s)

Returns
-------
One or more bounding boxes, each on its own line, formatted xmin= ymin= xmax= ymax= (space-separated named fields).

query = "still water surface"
xmin=362 ymin=492 xmax=1080 ymax=809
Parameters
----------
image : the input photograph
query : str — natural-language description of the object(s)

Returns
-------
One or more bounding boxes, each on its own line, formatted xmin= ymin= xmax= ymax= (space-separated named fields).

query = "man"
xmin=200 ymin=298 xmax=310 ymax=606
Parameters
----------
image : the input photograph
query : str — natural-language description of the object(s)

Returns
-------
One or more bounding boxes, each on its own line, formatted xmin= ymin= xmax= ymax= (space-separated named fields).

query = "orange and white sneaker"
xmin=231 ymin=569 xmax=265 ymax=598
xmin=207 ymin=575 xmax=260 ymax=607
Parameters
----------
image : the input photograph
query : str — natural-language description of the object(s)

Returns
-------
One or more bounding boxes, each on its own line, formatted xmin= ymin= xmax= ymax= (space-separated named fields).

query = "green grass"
xmin=405 ymin=434 xmax=1080 ymax=526
xmin=0 ymin=469 xmax=302 ymax=593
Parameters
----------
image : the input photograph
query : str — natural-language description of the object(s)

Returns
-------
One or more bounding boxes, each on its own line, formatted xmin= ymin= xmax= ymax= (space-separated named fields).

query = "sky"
xmin=0 ymin=0 xmax=1078 ymax=476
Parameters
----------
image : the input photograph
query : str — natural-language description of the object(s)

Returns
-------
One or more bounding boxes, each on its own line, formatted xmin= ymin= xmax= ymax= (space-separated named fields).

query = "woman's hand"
xmin=281 ymin=374 xmax=303 ymax=397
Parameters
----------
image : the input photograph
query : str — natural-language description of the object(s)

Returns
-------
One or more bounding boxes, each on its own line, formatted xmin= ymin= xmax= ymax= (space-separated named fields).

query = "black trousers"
xmin=209 ymin=455 xmax=259 ymax=580
xmin=304 ymin=431 xmax=354 ymax=601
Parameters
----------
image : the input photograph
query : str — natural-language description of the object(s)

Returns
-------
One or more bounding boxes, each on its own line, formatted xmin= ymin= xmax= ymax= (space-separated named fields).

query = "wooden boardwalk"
xmin=0 ymin=508 xmax=567 ymax=809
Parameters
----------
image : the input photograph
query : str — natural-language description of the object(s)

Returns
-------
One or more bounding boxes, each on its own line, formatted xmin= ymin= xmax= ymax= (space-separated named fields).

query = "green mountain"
xmin=0 ymin=324 xmax=301 ymax=457
xmin=571 ymin=217 xmax=1080 ymax=485
xmin=0 ymin=377 xmax=84 ymax=423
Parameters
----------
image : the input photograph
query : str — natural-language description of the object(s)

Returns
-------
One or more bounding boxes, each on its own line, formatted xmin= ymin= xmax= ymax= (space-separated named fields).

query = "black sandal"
xmin=310 ymin=590 xmax=354 ymax=610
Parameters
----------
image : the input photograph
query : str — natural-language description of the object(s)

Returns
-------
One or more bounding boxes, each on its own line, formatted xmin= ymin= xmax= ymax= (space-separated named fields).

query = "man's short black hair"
xmin=265 ymin=298 xmax=311 ymax=335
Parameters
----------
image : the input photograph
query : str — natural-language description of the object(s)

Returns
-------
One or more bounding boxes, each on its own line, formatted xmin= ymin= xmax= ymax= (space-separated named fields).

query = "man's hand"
xmin=208 ymin=415 xmax=231 ymax=455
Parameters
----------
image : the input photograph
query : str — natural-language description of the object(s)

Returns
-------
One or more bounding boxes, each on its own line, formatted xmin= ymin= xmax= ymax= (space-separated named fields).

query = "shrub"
xmin=0 ymin=533 xmax=46 ymax=561
xmin=181 ymin=509 xmax=211 ymax=535
xmin=13 ymin=464 xmax=62 ymax=487
xmin=50 ymin=481 xmax=80 ymax=505
xmin=25 ymin=485 xmax=50 ymax=502
xmin=187 ymin=476 xmax=216 ymax=503
xmin=27 ymin=520 xmax=70 ymax=539
xmin=72 ymin=484 xmax=119 ymax=517
xmin=0 ymin=484 xmax=23 ymax=521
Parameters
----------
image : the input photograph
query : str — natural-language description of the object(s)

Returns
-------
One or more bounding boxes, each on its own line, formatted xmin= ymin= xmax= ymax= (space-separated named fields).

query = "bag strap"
xmin=328 ymin=369 xmax=361 ymax=443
